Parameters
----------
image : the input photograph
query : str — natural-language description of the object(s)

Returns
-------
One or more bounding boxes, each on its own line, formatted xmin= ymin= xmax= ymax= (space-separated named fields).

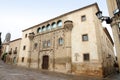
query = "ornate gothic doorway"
xmin=42 ymin=55 xmax=49 ymax=69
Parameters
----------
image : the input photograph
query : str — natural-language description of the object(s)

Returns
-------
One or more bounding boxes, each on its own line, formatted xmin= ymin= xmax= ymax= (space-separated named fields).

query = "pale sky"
xmin=0 ymin=0 xmax=112 ymax=42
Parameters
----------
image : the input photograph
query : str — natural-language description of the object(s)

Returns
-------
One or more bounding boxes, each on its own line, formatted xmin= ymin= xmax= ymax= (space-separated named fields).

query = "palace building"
xmin=2 ymin=3 xmax=116 ymax=77
xmin=106 ymin=0 xmax=120 ymax=71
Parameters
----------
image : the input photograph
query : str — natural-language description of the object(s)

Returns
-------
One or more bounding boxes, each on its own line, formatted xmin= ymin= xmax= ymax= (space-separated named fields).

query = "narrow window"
xmin=23 ymin=45 xmax=26 ymax=50
xmin=25 ymin=34 xmax=27 ymax=38
xmin=58 ymin=37 xmax=64 ymax=45
xmin=81 ymin=15 xmax=86 ymax=21
xmin=34 ymin=43 xmax=38 ymax=49
xmin=52 ymin=22 xmax=56 ymax=28
xmin=47 ymin=40 xmax=51 ymax=47
xmin=22 ymin=57 xmax=24 ymax=62
xmin=9 ymin=48 xmax=12 ymax=55
xmin=42 ymin=26 xmax=46 ymax=32
xmin=15 ymin=47 xmax=17 ymax=50
xmin=43 ymin=41 xmax=47 ymax=48
xmin=14 ymin=47 xmax=17 ymax=54
xmin=57 ymin=20 xmax=62 ymax=27
xmin=37 ymin=28 xmax=42 ymax=33
xmin=83 ymin=53 xmax=90 ymax=61
xmin=82 ymin=34 xmax=88 ymax=41
xmin=46 ymin=24 xmax=51 ymax=30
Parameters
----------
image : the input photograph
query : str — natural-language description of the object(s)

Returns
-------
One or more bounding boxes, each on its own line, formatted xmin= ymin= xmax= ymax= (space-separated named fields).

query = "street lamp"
xmin=113 ymin=8 xmax=120 ymax=15
xmin=96 ymin=11 xmax=103 ymax=19
xmin=96 ymin=11 xmax=112 ymax=24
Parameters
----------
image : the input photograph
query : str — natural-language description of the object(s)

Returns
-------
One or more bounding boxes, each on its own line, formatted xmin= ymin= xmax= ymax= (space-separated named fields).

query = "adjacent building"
xmin=2 ymin=38 xmax=21 ymax=64
xmin=1 ymin=3 xmax=116 ymax=77
xmin=106 ymin=0 xmax=120 ymax=71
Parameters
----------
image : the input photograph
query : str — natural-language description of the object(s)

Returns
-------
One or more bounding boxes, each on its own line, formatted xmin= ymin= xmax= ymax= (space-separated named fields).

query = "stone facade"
xmin=16 ymin=3 xmax=115 ymax=77
xmin=106 ymin=0 xmax=118 ymax=17
xmin=1 ymin=38 xmax=21 ymax=64
xmin=2 ymin=3 xmax=116 ymax=77
xmin=1 ymin=43 xmax=9 ymax=58
xmin=106 ymin=0 xmax=120 ymax=71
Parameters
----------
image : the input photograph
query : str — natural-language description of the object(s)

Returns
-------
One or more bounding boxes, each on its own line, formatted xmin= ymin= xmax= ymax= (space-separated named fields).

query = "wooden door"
xmin=42 ymin=55 xmax=49 ymax=69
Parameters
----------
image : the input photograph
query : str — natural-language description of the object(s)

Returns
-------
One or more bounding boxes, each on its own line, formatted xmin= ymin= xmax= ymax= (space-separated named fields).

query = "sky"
xmin=0 ymin=0 xmax=112 ymax=42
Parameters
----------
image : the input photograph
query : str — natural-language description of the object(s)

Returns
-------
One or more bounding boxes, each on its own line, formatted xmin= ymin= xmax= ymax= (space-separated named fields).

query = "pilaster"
xmin=64 ymin=20 xmax=73 ymax=73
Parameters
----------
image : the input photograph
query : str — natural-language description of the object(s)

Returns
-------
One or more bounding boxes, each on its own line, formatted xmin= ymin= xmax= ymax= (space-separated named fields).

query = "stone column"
xmin=64 ymin=20 xmax=73 ymax=73
xmin=111 ymin=16 xmax=120 ymax=71
xmin=28 ymin=32 xmax=35 ymax=68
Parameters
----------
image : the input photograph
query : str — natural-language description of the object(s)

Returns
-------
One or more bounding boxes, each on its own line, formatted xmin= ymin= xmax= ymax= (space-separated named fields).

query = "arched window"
xmin=37 ymin=28 xmax=42 ymax=33
xmin=46 ymin=24 xmax=51 ymax=30
xmin=57 ymin=20 xmax=62 ymax=27
xmin=52 ymin=22 xmax=56 ymax=29
xmin=58 ymin=37 xmax=64 ymax=45
xmin=42 ymin=26 xmax=46 ymax=31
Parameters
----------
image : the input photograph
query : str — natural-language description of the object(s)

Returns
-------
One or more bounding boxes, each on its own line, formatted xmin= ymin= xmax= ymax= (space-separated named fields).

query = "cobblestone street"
xmin=0 ymin=61 xmax=120 ymax=80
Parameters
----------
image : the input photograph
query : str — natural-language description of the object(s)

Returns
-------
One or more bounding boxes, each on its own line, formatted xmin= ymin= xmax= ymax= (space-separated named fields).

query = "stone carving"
xmin=28 ymin=32 xmax=35 ymax=40
xmin=75 ymin=53 xmax=80 ymax=61
xmin=64 ymin=20 xmax=73 ymax=31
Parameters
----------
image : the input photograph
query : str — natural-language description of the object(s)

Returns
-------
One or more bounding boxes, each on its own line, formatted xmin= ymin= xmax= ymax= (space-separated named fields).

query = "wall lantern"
xmin=113 ymin=9 xmax=120 ymax=15
xmin=96 ymin=11 xmax=103 ymax=19
xmin=96 ymin=11 xmax=112 ymax=24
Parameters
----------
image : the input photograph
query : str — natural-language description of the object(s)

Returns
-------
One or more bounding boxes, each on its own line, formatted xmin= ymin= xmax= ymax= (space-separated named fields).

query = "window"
xmin=43 ymin=41 xmax=47 ymax=48
xmin=47 ymin=40 xmax=51 ymax=47
xmin=83 ymin=53 xmax=90 ymax=61
xmin=58 ymin=37 xmax=64 ymax=45
xmin=37 ymin=28 xmax=42 ymax=33
xmin=81 ymin=15 xmax=86 ymax=21
xmin=57 ymin=20 xmax=62 ymax=27
xmin=82 ymin=34 xmax=88 ymax=41
xmin=52 ymin=22 xmax=56 ymax=28
xmin=22 ymin=57 xmax=24 ymax=62
xmin=42 ymin=26 xmax=46 ymax=31
xmin=25 ymin=34 xmax=27 ymax=38
xmin=9 ymin=48 xmax=12 ymax=55
xmin=34 ymin=43 xmax=38 ymax=49
xmin=10 ymin=48 xmax=12 ymax=51
xmin=46 ymin=24 xmax=51 ymax=30
xmin=23 ymin=45 xmax=26 ymax=50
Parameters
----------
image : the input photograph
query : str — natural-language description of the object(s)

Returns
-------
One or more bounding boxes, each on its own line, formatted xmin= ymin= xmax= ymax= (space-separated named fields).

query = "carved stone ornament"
xmin=28 ymin=32 xmax=35 ymax=40
xmin=64 ymin=20 xmax=73 ymax=31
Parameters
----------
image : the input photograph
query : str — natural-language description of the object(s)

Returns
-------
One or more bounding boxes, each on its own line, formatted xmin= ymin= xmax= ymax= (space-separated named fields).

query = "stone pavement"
xmin=0 ymin=61 xmax=120 ymax=80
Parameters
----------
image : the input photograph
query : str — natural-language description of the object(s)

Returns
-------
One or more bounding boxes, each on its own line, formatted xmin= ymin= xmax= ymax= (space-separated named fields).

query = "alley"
xmin=0 ymin=61 xmax=120 ymax=80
